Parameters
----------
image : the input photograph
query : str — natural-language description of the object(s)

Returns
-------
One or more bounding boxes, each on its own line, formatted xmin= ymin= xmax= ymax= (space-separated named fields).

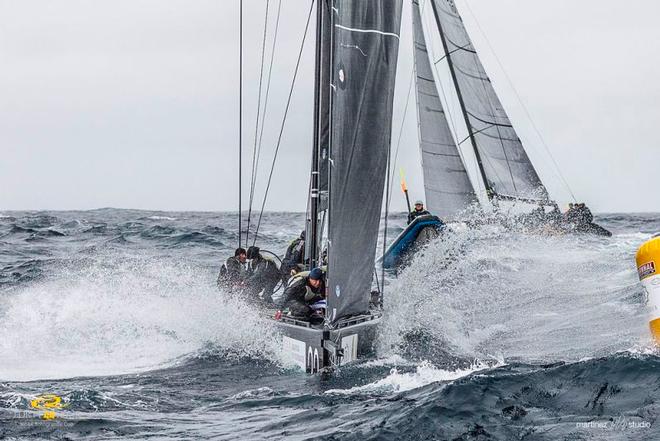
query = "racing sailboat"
xmin=426 ymin=0 xmax=551 ymax=206
xmin=274 ymin=0 xmax=404 ymax=373
xmin=383 ymin=0 xmax=610 ymax=269
xmin=425 ymin=0 xmax=610 ymax=236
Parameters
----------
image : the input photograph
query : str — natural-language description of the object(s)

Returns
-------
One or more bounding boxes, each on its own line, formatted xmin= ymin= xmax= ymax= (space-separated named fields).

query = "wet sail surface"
xmin=431 ymin=0 xmax=549 ymax=202
xmin=412 ymin=0 xmax=477 ymax=218
xmin=327 ymin=0 xmax=403 ymax=322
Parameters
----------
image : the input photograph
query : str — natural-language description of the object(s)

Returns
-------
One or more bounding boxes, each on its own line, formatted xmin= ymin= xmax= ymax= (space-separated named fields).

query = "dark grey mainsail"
xmin=430 ymin=0 xmax=549 ymax=202
xmin=326 ymin=0 xmax=403 ymax=323
xmin=412 ymin=0 xmax=477 ymax=217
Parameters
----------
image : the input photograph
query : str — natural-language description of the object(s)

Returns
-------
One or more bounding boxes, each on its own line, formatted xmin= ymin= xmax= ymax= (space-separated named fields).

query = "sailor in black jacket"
xmin=281 ymin=230 xmax=306 ymax=277
xmin=408 ymin=200 xmax=431 ymax=224
xmin=245 ymin=246 xmax=280 ymax=304
xmin=282 ymin=267 xmax=325 ymax=319
xmin=217 ymin=248 xmax=247 ymax=291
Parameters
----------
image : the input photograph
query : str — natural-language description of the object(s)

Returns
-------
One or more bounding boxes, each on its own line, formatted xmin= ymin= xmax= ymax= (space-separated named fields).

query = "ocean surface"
xmin=0 ymin=209 xmax=658 ymax=440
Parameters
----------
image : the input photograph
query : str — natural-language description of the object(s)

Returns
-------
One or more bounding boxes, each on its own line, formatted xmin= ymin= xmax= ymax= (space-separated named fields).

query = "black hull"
xmin=575 ymin=222 xmax=612 ymax=237
xmin=272 ymin=312 xmax=381 ymax=373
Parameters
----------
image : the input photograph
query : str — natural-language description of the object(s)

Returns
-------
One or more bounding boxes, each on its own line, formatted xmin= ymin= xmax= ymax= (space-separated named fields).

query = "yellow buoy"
xmin=636 ymin=234 xmax=660 ymax=344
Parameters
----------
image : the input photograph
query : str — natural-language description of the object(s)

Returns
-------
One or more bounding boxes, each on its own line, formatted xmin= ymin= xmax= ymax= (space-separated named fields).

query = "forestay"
xmin=326 ymin=0 xmax=403 ymax=323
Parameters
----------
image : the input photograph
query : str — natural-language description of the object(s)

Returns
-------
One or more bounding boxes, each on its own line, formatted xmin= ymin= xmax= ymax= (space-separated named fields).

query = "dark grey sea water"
xmin=0 ymin=209 xmax=658 ymax=440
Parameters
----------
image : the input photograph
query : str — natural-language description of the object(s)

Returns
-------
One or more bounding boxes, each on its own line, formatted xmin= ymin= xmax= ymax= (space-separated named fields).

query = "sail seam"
xmin=421 ymin=140 xmax=457 ymax=147
xmin=466 ymin=111 xmax=513 ymax=128
xmin=418 ymin=90 xmax=440 ymax=99
xmin=334 ymin=24 xmax=400 ymax=40
xmin=422 ymin=149 xmax=462 ymax=157
xmin=427 ymin=187 xmax=474 ymax=194
xmin=453 ymin=63 xmax=490 ymax=82
xmin=445 ymin=35 xmax=477 ymax=54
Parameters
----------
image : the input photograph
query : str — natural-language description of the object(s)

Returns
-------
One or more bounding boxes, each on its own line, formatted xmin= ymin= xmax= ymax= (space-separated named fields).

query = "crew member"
xmin=217 ymin=247 xmax=247 ymax=291
xmin=528 ymin=203 xmax=546 ymax=226
xmin=281 ymin=230 xmax=306 ymax=278
xmin=565 ymin=203 xmax=579 ymax=224
xmin=408 ymin=200 xmax=431 ymax=224
xmin=282 ymin=267 xmax=326 ymax=320
xmin=577 ymin=203 xmax=594 ymax=225
xmin=547 ymin=204 xmax=562 ymax=225
xmin=245 ymin=246 xmax=281 ymax=304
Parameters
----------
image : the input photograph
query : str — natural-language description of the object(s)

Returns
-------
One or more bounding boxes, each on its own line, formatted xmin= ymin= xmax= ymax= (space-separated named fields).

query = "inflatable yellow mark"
xmin=636 ymin=235 xmax=660 ymax=344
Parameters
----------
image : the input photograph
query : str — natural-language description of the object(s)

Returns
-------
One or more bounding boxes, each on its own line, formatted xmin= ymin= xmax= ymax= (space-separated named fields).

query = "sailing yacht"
xmin=271 ymin=0 xmax=404 ymax=373
xmin=382 ymin=0 xmax=611 ymax=269
xmin=248 ymin=0 xmax=610 ymax=371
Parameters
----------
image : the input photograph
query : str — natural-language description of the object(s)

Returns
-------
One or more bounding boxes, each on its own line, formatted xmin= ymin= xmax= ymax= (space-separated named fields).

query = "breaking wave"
xmin=0 ymin=251 xmax=281 ymax=381
xmin=379 ymin=216 xmax=651 ymax=369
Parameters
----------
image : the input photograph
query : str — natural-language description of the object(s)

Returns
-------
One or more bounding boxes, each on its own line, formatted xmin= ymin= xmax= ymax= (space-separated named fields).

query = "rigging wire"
xmin=254 ymin=0 xmax=283 ymax=196
xmin=382 ymin=0 xmax=423 ymax=293
xmin=381 ymin=105 xmax=394 ymax=298
xmin=245 ymin=0 xmax=271 ymax=246
xmin=462 ymin=0 xmax=577 ymax=202
xmin=238 ymin=0 xmax=243 ymax=249
xmin=246 ymin=0 xmax=284 ymax=244
xmin=252 ymin=0 xmax=316 ymax=246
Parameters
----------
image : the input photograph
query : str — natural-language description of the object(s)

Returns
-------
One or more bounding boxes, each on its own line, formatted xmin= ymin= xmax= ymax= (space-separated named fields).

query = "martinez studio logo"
xmin=30 ymin=394 xmax=66 ymax=420
xmin=576 ymin=415 xmax=651 ymax=431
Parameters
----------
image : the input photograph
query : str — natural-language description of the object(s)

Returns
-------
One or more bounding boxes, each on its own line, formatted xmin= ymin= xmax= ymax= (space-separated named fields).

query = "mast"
xmin=430 ymin=0 xmax=492 ymax=200
xmin=308 ymin=0 xmax=324 ymax=269
xmin=238 ymin=0 xmax=244 ymax=247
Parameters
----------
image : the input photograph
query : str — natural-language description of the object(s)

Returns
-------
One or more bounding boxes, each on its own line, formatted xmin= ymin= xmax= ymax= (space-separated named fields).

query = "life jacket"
xmin=248 ymin=255 xmax=280 ymax=282
xmin=286 ymin=265 xmax=327 ymax=286
xmin=285 ymin=267 xmax=326 ymax=302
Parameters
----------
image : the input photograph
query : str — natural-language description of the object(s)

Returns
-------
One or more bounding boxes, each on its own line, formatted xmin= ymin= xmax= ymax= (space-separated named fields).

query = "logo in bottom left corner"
xmin=30 ymin=394 xmax=66 ymax=420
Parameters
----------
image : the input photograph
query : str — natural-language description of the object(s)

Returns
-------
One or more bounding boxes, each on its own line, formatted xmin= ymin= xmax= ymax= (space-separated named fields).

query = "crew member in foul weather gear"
xmin=408 ymin=200 xmax=431 ymax=224
xmin=245 ymin=246 xmax=280 ymax=304
xmin=281 ymin=230 xmax=306 ymax=277
xmin=576 ymin=203 xmax=594 ymax=225
xmin=217 ymin=247 xmax=247 ymax=291
xmin=282 ymin=267 xmax=325 ymax=320
xmin=565 ymin=203 xmax=579 ymax=224
xmin=565 ymin=203 xmax=593 ymax=228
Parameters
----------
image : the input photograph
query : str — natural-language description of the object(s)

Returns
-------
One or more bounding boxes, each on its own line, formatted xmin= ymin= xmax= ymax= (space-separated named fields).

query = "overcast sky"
xmin=1 ymin=0 xmax=658 ymax=213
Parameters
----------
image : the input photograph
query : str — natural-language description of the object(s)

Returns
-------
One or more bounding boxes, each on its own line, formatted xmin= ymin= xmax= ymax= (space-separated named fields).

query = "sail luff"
xmin=412 ymin=0 xmax=477 ymax=217
xmin=326 ymin=0 xmax=403 ymax=323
